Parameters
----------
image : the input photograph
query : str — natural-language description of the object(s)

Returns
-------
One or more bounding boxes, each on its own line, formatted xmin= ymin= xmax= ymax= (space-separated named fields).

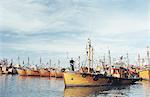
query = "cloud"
xmin=0 ymin=0 xmax=149 ymax=64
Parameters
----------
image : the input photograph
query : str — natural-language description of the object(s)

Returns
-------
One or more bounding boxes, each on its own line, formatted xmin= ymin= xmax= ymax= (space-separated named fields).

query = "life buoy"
xmin=81 ymin=73 xmax=87 ymax=78
xmin=93 ymin=75 xmax=99 ymax=81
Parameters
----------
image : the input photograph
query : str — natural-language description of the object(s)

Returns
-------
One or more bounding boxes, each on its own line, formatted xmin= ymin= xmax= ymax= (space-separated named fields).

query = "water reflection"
xmin=0 ymin=75 xmax=150 ymax=97
xmin=141 ymin=81 xmax=150 ymax=97
xmin=64 ymin=85 xmax=130 ymax=97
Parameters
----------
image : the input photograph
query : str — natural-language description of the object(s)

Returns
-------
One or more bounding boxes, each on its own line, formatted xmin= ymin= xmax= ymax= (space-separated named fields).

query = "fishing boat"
xmin=109 ymin=67 xmax=140 ymax=85
xmin=64 ymin=39 xmax=140 ymax=87
xmin=139 ymin=70 xmax=150 ymax=80
xmin=55 ymin=71 xmax=63 ymax=78
xmin=26 ymin=69 xmax=40 ymax=76
xmin=50 ymin=68 xmax=64 ymax=78
xmin=139 ymin=47 xmax=150 ymax=80
xmin=0 ymin=67 xmax=2 ymax=74
xmin=55 ymin=69 xmax=64 ymax=78
xmin=50 ymin=60 xmax=65 ymax=78
xmin=2 ymin=66 xmax=9 ymax=74
xmin=54 ymin=60 xmax=64 ymax=78
xmin=50 ymin=68 xmax=56 ymax=77
xmin=17 ymin=68 xmax=26 ymax=76
xmin=64 ymin=72 xmax=112 ymax=87
xmin=64 ymin=39 xmax=111 ymax=87
xmin=39 ymin=68 xmax=50 ymax=77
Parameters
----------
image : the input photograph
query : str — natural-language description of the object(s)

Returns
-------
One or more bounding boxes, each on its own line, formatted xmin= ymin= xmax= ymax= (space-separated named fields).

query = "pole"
xmin=49 ymin=59 xmax=51 ymax=67
xmin=58 ymin=60 xmax=60 ymax=69
xmin=147 ymin=47 xmax=150 ymax=64
xmin=103 ymin=55 xmax=105 ymax=64
xmin=40 ymin=57 xmax=42 ymax=65
xmin=78 ymin=56 xmax=80 ymax=69
xmin=138 ymin=54 xmax=141 ymax=66
xmin=108 ymin=50 xmax=111 ymax=66
xmin=28 ymin=57 xmax=30 ymax=65
xmin=91 ymin=47 xmax=94 ymax=68
xmin=126 ymin=53 xmax=129 ymax=68
xmin=18 ymin=56 xmax=20 ymax=65
xmin=88 ymin=38 xmax=91 ymax=73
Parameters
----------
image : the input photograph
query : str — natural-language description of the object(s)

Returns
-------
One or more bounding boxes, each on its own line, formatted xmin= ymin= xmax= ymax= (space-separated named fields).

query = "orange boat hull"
xmin=26 ymin=70 xmax=40 ymax=76
xmin=55 ymin=71 xmax=63 ymax=78
xmin=50 ymin=71 xmax=56 ymax=77
xmin=17 ymin=69 xmax=26 ymax=76
xmin=39 ymin=69 xmax=50 ymax=77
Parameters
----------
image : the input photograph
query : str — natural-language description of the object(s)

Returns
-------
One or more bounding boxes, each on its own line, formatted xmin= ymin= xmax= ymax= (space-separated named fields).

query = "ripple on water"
xmin=0 ymin=75 xmax=150 ymax=97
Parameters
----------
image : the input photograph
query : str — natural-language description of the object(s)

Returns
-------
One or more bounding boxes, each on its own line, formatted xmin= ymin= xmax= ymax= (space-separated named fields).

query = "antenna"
xmin=18 ymin=56 xmax=20 ymax=65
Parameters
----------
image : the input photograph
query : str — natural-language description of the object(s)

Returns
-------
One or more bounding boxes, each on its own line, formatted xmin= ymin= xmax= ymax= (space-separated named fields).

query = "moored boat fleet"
xmin=0 ymin=39 xmax=150 ymax=87
xmin=0 ymin=60 xmax=65 ymax=78
xmin=17 ymin=67 xmax=65 ymax=78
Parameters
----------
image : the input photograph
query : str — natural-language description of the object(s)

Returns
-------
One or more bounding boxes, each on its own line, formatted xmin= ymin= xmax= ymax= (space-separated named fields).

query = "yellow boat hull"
xmin=64 ymin=72 xmax=111 ymax=87
xmin=139 ymin=70 xmax=150 ymax=80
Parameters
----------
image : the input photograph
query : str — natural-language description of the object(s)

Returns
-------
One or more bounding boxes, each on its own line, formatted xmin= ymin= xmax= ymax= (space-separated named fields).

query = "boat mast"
xmin=40 ymin=57 xmax=42 ymax=65
xmin=146 ymin=46 xmax=150 ymax=67
xmin=91 ymin=47 xmax=94 ymax=68
xmin=27 ymin=57 xmax=30 ymax=65
xmin=103 ymin=55 xmax=105 ymax=64
xmin=138 ymin=54 xmax=141 ymax=66
xmin=58 ymin=60 xmax=60 ymax=69
xmin=49 ymin=59 xmax=51 ymax=67
xmin=126 ymin=53 xmax=129 ymax=67
xmin=87 ymin=38 xmax=91 ymax=73
xmin=11 ymin=59 xmax=13 ymax=65
xmin=108 ymin=50 xmax=111 ymax=66
xmin=18 ymin=56 xmax=20 ymax=65
xmin=141 ymin=58 xmax=144 ymax=66
xmin=78 ymin=56 xmax=80 ymax=69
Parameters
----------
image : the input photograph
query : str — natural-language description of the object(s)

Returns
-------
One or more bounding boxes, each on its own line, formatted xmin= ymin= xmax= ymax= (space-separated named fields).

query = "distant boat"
xmin=50 ymin=68 xmax=56 ymax=77
xmin=139 ymin=70 xmax=150 ymax=80
xmin=26 ymin=69 xmax=40 ymax=76
xmin=55 ymin=70 xmax=64 ymax=78
xmin=0 ymin=67 xmax=2 ymax=74
xmin=17 ymin=69 xmax=26 ymax=76
xmin=39 ymin=68 xmax=50 ymax=77
xmin=50 ymin=68 xmax=65 ymax=78
xmin=139 ymin=47 xmax=150 ymax=80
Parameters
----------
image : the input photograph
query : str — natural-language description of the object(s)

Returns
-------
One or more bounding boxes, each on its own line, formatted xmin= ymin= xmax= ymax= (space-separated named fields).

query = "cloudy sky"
xmin=0 ymin=0 xmax=149 ymax=66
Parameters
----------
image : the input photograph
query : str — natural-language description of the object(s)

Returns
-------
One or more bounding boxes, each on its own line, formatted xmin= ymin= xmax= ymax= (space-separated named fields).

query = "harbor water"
xmin=0 ymin=74 xmax=150 ymax=97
